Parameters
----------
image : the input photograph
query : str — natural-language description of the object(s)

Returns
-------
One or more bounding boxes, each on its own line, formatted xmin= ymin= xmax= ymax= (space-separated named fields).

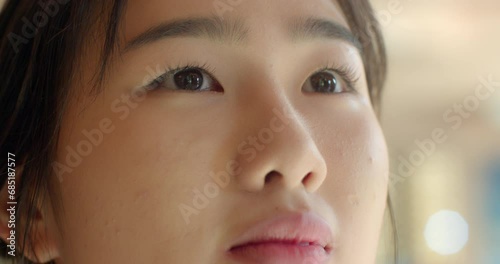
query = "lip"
xmin=227 ymin=212 xmax=334 ymax=264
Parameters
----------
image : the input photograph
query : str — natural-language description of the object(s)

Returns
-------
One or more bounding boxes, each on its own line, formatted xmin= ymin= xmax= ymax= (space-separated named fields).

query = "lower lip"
xmin=228 ymin=242 xmax=330 ymax=264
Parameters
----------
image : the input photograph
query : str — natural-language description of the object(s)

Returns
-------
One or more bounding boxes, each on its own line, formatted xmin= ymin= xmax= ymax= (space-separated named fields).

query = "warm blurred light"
xmin=424 ymin=210 xmax=469 ymax=255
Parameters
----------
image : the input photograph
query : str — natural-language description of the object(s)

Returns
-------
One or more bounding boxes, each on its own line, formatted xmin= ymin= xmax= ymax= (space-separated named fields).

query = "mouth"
xmin=227 ymin=212 xmax=334 ymax=264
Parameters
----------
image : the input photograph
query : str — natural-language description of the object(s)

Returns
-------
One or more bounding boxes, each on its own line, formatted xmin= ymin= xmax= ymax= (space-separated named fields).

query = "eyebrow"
xmin=124 ymin=16 xmax=361 ymax=52
xmin=289 ymin=18 xmax=362 ymax=51
xmin=124 ymin=17 xmax=248 ymax=51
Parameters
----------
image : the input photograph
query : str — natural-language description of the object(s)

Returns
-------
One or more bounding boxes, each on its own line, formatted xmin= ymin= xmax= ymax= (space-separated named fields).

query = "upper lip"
xmin=227 ymin=211 xmax=334 ymax=253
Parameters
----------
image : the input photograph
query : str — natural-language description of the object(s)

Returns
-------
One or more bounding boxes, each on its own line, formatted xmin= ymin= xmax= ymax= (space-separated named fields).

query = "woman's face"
xmin=51 ymin=0 xmax=389 ymax=263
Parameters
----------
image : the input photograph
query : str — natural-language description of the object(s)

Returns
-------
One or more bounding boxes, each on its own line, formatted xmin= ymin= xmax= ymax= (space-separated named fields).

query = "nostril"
xmin=301 ymin=172 xmax=313 ymax=186
xmin=264 ymin=170 xmax=315 ymax=188
xmin=264 ymin=170 xmax=281 ymax=184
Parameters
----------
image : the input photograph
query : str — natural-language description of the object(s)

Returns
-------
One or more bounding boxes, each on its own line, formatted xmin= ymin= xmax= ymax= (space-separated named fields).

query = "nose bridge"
xmin=232 ymin=91 xmax=328 ymax=193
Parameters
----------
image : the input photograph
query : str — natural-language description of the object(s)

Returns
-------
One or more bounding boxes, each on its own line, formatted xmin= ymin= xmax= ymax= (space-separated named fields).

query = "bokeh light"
xmin=424 ymin=210 xmax=469 ymax=255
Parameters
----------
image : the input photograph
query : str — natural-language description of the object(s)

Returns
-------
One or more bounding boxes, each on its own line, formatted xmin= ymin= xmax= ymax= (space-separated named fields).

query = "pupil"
xmin=174 ymin=69 xmax=203 ymax=90
xmin=311 ymin=72 xmax=337 ymax=92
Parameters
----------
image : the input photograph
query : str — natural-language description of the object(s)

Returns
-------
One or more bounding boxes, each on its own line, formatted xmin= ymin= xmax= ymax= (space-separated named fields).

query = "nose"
xmin=232 ymin=93 xmax=328 ymax=193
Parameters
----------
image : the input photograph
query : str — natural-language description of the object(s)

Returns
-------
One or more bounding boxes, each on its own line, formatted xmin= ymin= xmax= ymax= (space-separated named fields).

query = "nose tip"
xmin=233 ymin=106 xmax=328 ymax=193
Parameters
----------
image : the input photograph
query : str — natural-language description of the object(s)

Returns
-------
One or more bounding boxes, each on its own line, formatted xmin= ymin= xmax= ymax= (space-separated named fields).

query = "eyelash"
xmin=165 ymin=62 xmax=217 ymax=79
xmin=145 ymin=61 xmax=218 ymax=89
xmin=313 ymin=63 xmax=360 ymax=92
xmin=144 ymin=61 xmax=359 ymax=92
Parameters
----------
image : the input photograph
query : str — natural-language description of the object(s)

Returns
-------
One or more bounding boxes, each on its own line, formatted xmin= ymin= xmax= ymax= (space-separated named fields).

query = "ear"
xmin=0 ymin=166 xmax=61 ymax=263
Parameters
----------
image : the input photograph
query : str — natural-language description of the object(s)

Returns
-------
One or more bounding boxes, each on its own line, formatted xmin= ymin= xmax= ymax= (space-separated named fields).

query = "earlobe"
xmin=0 ymin=168 xmax=62 ymax=263
xmin=21 ymin=215 xmax=62 ymax=263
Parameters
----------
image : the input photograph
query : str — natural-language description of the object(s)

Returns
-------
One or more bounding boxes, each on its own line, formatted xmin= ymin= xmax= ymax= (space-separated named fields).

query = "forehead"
xmin=122 ymin=0 xmax=350 ymax=43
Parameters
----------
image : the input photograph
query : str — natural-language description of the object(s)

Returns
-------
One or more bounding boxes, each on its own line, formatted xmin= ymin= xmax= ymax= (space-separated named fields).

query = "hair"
xmin=0 ymin=0 xmax=394 ymax=263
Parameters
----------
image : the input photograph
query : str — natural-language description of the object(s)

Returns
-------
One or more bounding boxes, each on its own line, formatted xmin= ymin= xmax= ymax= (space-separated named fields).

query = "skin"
xmin=1 ymin=0 xmax=389 ymax=263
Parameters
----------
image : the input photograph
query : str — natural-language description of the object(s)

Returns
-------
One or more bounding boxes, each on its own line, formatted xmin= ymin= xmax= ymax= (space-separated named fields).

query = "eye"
xmin=146 ymin=66 xmax=223 ymax=92
xmin=302 ymin=69 xmax=354 ymax=94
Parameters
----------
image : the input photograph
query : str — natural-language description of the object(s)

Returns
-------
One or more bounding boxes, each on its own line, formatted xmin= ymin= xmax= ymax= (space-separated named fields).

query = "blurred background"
xmin=371 ymin=0 xmax=500 ymax=263
xmin=1 ymin=0 xmax=498 ymax=263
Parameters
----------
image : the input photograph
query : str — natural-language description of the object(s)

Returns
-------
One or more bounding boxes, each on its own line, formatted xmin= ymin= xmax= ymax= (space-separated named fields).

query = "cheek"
xmin=54 ymin=96 xmax=228 ymax=262
xmin=317 ymin=108 xmax=389 ymax=200
xmin=308 ymin=96 xmax=389 ymax=260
